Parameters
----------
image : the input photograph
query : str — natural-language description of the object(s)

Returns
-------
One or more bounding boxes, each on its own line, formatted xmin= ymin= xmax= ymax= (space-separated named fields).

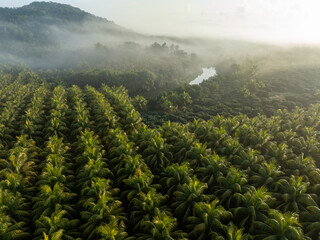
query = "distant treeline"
xmin=143 ymin=61 xmax=320 ymax=127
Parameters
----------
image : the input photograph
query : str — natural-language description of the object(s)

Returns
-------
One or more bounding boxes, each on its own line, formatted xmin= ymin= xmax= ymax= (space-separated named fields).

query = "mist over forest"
xmin=1 ymin=1 xmax=320 ymax=240
xmin=3 ymin=2 xmax=320 ymax=74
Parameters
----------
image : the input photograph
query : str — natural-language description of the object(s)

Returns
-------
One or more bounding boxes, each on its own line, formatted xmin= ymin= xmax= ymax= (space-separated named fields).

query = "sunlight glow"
xmin=2 ymin=0 xmax=320 ymax=44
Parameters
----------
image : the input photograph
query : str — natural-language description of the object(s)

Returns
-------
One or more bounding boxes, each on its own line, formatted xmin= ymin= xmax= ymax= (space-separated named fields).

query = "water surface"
xmin=189 ymin=67 xmax=216 ymax=85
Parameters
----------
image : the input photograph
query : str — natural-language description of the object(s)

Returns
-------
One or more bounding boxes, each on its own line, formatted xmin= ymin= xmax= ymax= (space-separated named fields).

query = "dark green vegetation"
xmin=2 ymin=2 xmax=320 ymax=239
xmin=144 ymin=59 xmax=320 ymax=127
xmin=35 ymin=42 xmax=200 ymax=96
xmin=0 ymin=71 xmax=320 ymax=240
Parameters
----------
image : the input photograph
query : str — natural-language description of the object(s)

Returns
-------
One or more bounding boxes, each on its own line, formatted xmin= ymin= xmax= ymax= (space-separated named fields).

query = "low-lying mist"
xmin=3 ymin=1 xmax=320 ymax=89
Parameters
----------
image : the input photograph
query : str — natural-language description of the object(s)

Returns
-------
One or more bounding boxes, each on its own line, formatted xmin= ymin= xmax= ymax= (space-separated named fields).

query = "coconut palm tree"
xmin=185 ymin=143 xmax=210 ymax=169
xmin=171 ymin=177 xmax=210 ymax=223
xmin=249 ymin=160 xmax=285 ymax=191
xmin=32 ymin=183 xmax=76 ymax=221
xmin=116 ymin=155 xmax=148 ymax=190
xmin=300 ymin=205 xmax=320 ymax=239
xmin=160 ymin=121 xmax=196 ymax=164
xmin=189 ymin=120 xmax=228 ymax=151
xmin=122 ymin=169 xmax=154 ymax=204
xmin=22 ymin=85 xmax=48 ymax=144
xmin=81 ymin=191 xmax=125 ymax=240
xmin=33 ymin=209 xmax=79 ymax=240
xmin=186 ymin=199 xmax=232 ymax=240
xmin=0 ymin=212 xmax=30 ymax=240
xmin=159 ymin=163 xmax=193 ymax=197
xmin=128 ymin=189 xmax=166 ymax=233
xmin=196 ymin=153 xmax=228 ymax=193
xmin=273 ymin=176 xmax=317 ymax=213
xmin=254 ymin=210 xmax=306 ymax=240
xmin=214 ymin=167 xmax=250 ymax=209
xmin=0 ymin=188 xmax=30 ymax=229
xmin=225 ymin=223 xmax=248 ymax=240
xmin=69 ymin=85 xmax=92 ymax=136
xmin=138 ymin=212 xmax=188 ymax=240
xmin=96 ymin=218 xmax=128 ymax=240
xmin=141 ymin=133 xmax=172 ymax=174
xmin=231 ymin=187 xmax=272 ymax=233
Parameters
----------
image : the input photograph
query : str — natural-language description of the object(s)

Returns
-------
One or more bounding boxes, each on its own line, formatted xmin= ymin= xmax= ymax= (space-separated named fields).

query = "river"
xmin=189 ymin=67 xmax=216 ymax=85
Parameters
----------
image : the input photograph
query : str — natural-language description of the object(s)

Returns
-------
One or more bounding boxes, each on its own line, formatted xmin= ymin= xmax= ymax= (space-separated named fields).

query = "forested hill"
xmin=0 ymin=2 xmax=106 ymax=24
xmin=0 ymin=1 xmax=203 ymax=90
xmin=0 ymin=2 xmax=139 ymax=61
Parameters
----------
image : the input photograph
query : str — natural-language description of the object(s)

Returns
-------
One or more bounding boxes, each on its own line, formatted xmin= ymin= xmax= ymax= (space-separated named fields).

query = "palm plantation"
xmin=0 ymin=75 xmax=319 ymax=240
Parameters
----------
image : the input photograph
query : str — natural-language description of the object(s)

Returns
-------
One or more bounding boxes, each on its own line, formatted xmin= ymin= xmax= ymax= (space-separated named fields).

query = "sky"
xmin=1 ymin=0 xmax=320 ymax=44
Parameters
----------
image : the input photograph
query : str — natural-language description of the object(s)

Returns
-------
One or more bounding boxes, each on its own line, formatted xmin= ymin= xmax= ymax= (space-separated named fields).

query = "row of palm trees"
xmin=184 ymin=110 xmax=320 ymax=239
xmin=130 ymin=124 xmax=245 ymax=239
xmin=85 ymin=82 xmax=320 ymax=239
xmin=92 ymin=85 xmax=203 ymax=239
xmin=85 ymin=86 xmax=185 ymax=239
xmin=84 ymin=85 xmax=118 ymax=138
xmin=0 ymin=83 xmax=45 ymax=239
xmin=101 ymin=85 xmax=143 ymax=135
xmin=91 ymin=82 xmax=311 ymax=239
xmin=23 ymin=85 xmax=49 ymax=145
xmin=0 ymin=81 xmax=36 ymax=149
xmin=31 ymin=85 xmax=80 ymax=239
xmin=105 ymin=127 xmax=188 ymax=239
xmin=0 ymin=136 xmax=38 ymax=239
xmin=87 ymin=86 xmax=320 ymax=239
xmin=115 ymin=105 xmax=311 ymax=240
xmin=102 ymin=86 xmax=250 ymax=239
xmin=69 ymin=85 xmax=126 ymax=239
xmin=0 ymin=80 xmax=319 ymax=239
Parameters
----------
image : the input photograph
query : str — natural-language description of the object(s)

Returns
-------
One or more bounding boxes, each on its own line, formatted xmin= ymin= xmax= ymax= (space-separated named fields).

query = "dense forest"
xmin=140 ymin=61 xmax=320 ymax=127
xmin=0 ymin=70 xmax=319 ymax=240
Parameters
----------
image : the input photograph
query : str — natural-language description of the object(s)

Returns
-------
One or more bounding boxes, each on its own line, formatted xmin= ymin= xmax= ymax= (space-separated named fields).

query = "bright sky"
xmin=1 ymin=0 xmax=320 ymax=44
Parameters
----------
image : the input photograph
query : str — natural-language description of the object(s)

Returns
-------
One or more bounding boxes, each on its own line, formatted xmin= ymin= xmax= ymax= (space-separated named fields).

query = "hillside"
xmin=0 ymin=2 xmax=204 ymax=95
xmin=0 ymin=1 xmax=279 ymax=70
xmin=0 ymin=1 xmax=106 ymax=24
xmin=0 ymin=2 xmax=137 ymax=57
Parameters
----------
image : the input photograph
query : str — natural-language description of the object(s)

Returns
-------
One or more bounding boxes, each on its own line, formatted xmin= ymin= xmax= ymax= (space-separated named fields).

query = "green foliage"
xmin=254 ymin=210 xmax=305 ymax=240
xmin=132 ymin=95 xmax=147 ymax=112
xmin=144 ymin=61 xmax=320 ymax=127
xmin=0 ymin=73 xmax=319 ymax=240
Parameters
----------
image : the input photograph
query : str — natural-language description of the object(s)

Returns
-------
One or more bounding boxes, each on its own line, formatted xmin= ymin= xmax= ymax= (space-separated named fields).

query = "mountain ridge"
xmin=0 ymin=1 xmax=110 ymax=24
xmin=0 ymin=1 xmax=140 ymax=60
